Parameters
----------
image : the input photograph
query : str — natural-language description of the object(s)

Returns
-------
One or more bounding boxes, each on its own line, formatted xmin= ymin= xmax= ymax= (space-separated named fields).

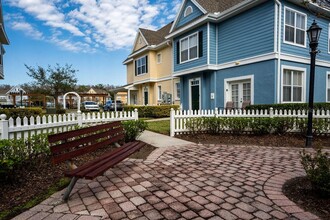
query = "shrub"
xmin=272 ymin=117 xmax=294 ymax=134
xmin=226 ymin=117 xmax=250 ymax=134
xmin=55 ymin=108 xmax=66 ymax=114
xmin=122 ymin=120 xmax=148 ymax=142
xmin=0 ymin=107 xmax=43 ymax=119
xmin=203 ymin=117 xmax=226 ymax=134
xmin=185 ymin=118 xmax=205 ymax=134
xmin=301 ymin=149 xmax=330 ymax=197
xmin=0 ymin=133 xmax=49 ymax=182
xmin=124 ymin=105 xmax=180 ymax=118
xmin=249 ymin=118 xmax=273 ymax=135
xmin=245 ymin=103 xmax=330 ymax=111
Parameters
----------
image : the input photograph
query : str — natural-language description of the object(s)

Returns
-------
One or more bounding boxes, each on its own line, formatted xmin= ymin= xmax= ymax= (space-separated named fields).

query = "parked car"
xmin=82 ymin=101 xmax=100 ymax=111
xmin=103 ymin=100 xmax=112 ymax=111
xmin=104 ymin=100 xmax=123 ymax=111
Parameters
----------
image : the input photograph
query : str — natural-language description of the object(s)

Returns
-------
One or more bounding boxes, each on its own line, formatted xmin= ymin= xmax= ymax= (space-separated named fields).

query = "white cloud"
xmin=7 ymin=0 xmax=84 ymax=36
xmin=11 ymin=21 xmax=44 ymax=40
xmin=6 ymin=0 xmax=181 ymax=52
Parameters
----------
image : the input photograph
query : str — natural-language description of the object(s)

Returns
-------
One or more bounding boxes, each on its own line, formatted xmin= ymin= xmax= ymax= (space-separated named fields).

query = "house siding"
xmin=281 ymin=0 xmax=330 ymax=62
xmin=218 ymin=1 xmax=275 ymax=64
xmin=176 ymin=0 xmax=204 ymax=29
xmin=174 ymin=24 xmax=208 ymax=72
xmin=209 ymin=23 xmax=217 ymax=65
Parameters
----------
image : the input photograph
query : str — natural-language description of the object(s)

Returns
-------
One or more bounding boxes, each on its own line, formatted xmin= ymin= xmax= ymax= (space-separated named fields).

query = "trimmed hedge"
xmin=0 ymin=107 xmax=43 ymax=119
xmin=245 ymin=103 xmax=330 ymax=111
xmin=124 ymin=105 xmax=180 ymax=118
xmin=185 ymin=117 xmax=329 ymax=136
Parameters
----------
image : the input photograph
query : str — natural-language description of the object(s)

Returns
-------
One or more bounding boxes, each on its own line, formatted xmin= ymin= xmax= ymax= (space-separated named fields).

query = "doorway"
xmin=189 ymin=78 xmax=201 ymax=110
xmin=144 ymin=87 xmax=148 ymax=105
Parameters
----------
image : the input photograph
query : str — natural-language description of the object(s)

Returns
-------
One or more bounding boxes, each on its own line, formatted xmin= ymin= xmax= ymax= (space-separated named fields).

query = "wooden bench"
xmin=48 ymin=121 xmax=146 ymax=201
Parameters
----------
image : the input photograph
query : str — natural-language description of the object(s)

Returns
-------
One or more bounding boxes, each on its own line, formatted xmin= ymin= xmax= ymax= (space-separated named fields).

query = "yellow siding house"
xmin=123 ymin=22 xmax=180 ymax=106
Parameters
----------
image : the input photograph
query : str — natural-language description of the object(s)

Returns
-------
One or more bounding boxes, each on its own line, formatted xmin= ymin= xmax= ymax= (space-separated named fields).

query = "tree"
xmin=25 ymin=64 xmax=78 ymax=107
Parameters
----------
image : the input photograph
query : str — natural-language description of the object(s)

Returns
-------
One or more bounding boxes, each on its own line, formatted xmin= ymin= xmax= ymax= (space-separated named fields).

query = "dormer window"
xmin=184 ymin=6 xmax=193 ymax=17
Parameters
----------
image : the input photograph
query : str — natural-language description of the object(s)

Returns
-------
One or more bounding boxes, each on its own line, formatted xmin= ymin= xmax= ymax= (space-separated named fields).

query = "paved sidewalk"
xmin=12 ymin=141 xmax=320 ymax=219
xmin=138 ymin=130 xmax=193 ymax=148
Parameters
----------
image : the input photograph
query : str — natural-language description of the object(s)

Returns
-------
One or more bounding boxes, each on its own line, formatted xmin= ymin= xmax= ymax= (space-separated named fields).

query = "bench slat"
xmin=64 ymin=141 xmax=135 ymax=176
xmin=69 ymin=141 xmax=142 ymax=178
xmin=48 ymin=121 xmax=121 ymax=143
xmin=50 ymin=126 xmax=123 ymax=154
xmin=85 ymin=141 xmax=146 ymax=179
xmin=52 ymin=133 xmax=125 ymax=164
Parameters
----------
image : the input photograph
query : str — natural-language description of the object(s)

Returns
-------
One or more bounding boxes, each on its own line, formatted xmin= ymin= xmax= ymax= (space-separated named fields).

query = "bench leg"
xmin=63 ymin=177 xmax=78 ymax=202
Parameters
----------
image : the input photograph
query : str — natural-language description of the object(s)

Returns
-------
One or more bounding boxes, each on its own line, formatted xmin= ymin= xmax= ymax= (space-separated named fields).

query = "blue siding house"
xmin=166 ymin=0 xmax=330 ymax=110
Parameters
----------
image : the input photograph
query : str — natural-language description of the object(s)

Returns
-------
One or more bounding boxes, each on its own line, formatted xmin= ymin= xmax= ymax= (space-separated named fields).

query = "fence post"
xmin=215 ymin=107 xmax=218 ymax=118
xmin=0 ymin=114 xmax=9 ymax=139
xmin=170 ymin=108 xmax=175 ymax=137
xmin=77 ymin=111 xmax=82 ymax=127
xmin=269 ymin=107 xmax=274 ymax=118
xmin=134 ymin=109 xmax=138 ymax=121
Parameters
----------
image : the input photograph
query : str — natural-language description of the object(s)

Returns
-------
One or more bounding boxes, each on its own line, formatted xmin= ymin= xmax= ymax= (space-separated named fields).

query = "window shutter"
xmin=145 ymin=56 xmax=148 ymax=73
xmin=176 ymin=41 xmax=180 ymax=64
xmin=199 ymin=31 xmax=203 ymax=57
xmin=135 ymin=60 xmax=137 ymax=76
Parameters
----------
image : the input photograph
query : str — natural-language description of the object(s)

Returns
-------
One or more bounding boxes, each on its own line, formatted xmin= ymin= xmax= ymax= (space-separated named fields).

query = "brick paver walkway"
xmin=13 ymin=144 xmax=320 ymax=220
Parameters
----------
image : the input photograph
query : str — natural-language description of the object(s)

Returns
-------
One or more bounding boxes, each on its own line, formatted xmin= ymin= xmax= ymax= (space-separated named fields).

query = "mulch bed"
xmin=283 ymin=177 xmax=330 ymax=220
xmin=176 ymin=133 xmax=330 ymax=148
xmin=0 ymin=144 xmax=155 ymax=214
xmin=177 ymin=133 xmax=330 ymax=219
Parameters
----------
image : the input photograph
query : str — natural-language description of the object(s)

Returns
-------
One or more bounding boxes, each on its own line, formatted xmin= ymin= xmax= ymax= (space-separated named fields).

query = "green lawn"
xmin=146 ymin=120 xmax=170 ymax=135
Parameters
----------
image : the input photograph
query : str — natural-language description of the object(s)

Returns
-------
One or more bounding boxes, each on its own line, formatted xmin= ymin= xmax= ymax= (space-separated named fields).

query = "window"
xmin=175 ymin=82 xmax=180 ymax=99
xmin=284 ymin=7 xmax=306 ymax=47
xmin=184 ymin=6 xmax=193 ymax=17
xmin=157 ymin=53 xmax=162 ymax=64
xmin=282 ymin=68 xmax=304 ymax=102
xmin=158 ymin=86 xmax=162 ymax=100
xmin=180 ymin=33 xmax=198 ymax=63
xmin=135 ymin=56 xmax=148 ymax=76
xmin=327 ymin=73 xmax=330 ymax=102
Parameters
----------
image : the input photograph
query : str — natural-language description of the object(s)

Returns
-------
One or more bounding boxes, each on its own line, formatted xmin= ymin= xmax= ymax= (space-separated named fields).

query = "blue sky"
xmin=2 ymin=0 xmax=181 ymax=86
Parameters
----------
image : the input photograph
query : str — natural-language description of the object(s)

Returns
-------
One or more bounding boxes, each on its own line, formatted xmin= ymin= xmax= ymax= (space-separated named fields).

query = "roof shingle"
xmin=140 ymin=21 xmax=173 ymax=46
xmin=195 ymin=0 xmax=246 ymax=13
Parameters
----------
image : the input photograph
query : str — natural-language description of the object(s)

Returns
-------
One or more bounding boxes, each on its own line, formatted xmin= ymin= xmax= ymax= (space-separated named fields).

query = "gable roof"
xmin=139 ymin=22 xmax=173 ymax=46
xmin=195 ymin=0 xmax=245 ymax=13
xmin=170 ymin=0 xmax=246 ymax=33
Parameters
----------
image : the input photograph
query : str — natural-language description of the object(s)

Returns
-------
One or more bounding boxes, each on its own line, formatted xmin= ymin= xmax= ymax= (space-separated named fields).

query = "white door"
xmin=230 ymin=80 xmax=251 ymax=108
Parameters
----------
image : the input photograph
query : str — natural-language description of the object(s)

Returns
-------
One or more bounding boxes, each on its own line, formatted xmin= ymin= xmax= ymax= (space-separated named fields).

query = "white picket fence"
xmin=0 ymin=110 xmax=138 ymax=140
xmin=170 ymin=107 xmax=330 ymax=136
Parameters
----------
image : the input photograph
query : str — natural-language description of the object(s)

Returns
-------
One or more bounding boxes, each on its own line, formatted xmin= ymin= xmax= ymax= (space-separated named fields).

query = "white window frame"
xmin=175 ymin=82 xmax=181 ymax=100
xmin=283 ymin=6 xmax=307 ymax=48
xmin=281 ymin=65 xmax=306 ymax=103
xmin=189 ymin=78 xmax=201 ymax=110
xmin=135 ymin=55 xmax=147 ymax=76
xmin=327 ymin=72 xmax=330 ymax=102
xmin=157 ymin=53 xmax=162 ymax=64
xmin=184 ymin=6 xmax=193 ymax=17
xmin=157 ymin=85 xmax=162 ymax=101
xmin=180 ymin=32 xmax=199 ymax=64
xmin=223 ymin=75 xmax=254 ymax=108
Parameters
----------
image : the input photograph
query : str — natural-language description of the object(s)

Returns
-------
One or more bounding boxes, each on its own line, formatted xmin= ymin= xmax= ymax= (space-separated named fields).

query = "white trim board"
xmin=173 ymin=52 xmax=330 ymax=77
xmin=327 ymin=72 xmax=330 ymax=102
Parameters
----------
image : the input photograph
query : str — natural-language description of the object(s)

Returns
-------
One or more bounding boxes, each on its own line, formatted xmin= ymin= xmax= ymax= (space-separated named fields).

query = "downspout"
xmin=275 ymin=0 xmax=282 ymax=103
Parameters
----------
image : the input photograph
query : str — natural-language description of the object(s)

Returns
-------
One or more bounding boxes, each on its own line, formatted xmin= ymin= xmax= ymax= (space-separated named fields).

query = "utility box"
xmin=162 ymin=92 xmax=172 ymax=104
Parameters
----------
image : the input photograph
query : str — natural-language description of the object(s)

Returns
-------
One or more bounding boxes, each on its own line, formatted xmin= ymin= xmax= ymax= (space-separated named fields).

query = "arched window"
xmin=184 ymin=6 xmax=193 ymax=17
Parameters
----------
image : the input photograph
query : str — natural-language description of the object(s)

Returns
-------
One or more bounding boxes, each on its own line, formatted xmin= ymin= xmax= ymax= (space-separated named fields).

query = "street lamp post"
xmin=306 ymin=20 xmax=322 ymax=147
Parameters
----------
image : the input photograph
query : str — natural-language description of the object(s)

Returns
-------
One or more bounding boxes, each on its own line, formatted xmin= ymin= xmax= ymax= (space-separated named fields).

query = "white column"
xmin=127 ymin=89 xmax=131 ymax=105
